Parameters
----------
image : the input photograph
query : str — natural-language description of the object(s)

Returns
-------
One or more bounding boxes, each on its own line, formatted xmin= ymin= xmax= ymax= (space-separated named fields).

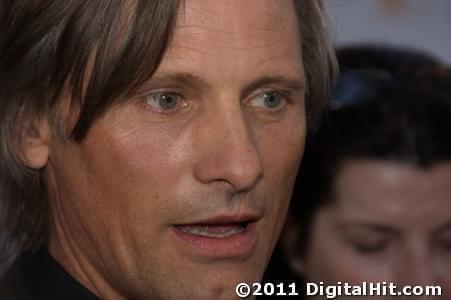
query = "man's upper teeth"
xmin=181 ymin=225 xmax=244 ymax=237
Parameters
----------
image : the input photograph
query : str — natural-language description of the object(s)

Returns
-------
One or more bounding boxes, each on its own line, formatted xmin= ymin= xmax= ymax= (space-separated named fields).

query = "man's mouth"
xmin=171 ymin=215 xmax=260 ymax=258
xmin=175 ymin=222 xmax=248 ymax=238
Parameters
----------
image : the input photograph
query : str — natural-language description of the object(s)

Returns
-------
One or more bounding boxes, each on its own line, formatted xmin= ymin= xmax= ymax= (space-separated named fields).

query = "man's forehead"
xmin=174 ymin=0 xmax=298 ymax=41
xmin=156 ymin=0 xmax=303 ymax=82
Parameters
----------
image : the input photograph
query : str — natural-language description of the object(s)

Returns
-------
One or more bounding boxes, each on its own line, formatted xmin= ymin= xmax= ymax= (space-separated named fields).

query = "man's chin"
xmin=135 ymin=271 xmax=262 ymax=300
xmin=155 ymin=258 xmax=265 ymax=299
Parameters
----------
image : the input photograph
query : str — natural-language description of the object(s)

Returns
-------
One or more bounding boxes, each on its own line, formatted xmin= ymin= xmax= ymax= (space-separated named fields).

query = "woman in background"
xmin=278 ymin=46 xmax=451 ymax=299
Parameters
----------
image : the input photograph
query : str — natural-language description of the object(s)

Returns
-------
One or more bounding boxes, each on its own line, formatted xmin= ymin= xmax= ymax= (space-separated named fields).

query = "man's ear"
xmin=20 ymin=118 xmax=51 ymax=169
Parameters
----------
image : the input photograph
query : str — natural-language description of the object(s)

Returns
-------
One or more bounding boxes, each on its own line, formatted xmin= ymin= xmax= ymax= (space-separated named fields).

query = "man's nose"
xmin=193 ymin=105 xmax=263 ymax=192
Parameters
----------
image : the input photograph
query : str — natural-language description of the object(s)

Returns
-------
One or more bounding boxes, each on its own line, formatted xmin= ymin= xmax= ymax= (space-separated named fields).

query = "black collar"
xmin=21 ymin=248 xmax=99 ymax=300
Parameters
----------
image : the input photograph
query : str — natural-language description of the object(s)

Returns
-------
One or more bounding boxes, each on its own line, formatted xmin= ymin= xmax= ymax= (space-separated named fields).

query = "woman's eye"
xmin=250 ymin=91 xmax=288 ymax=110
xmin=353 ymin=240 xmax=388 ymax=254
xmin=144 ymin=92 xmax=183 ymax=111
xmin=437 ymin=238 xmax=451 ymax=252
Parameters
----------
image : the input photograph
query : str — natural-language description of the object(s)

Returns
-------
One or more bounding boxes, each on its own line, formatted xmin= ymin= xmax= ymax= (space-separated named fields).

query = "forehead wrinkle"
xmin=175 ymin=1 xmax=297 ymax=49
xmin=177 ymin=1 xmax=291 ymax=32
xmin=175 ymin=24 xmax=277 ymax=34
xmin=171 ymin=24 xmax=290 ymax=51
xmin=167 ymin=26 xmax=302 ymax=61
xmin=164 ymin=39 xmax=302 ymax=70
xmin=166 ymin=44 xmax=216 ymax=59
xmin=170 ymin=40 xmax=295 ymax=54
xmin=253 ymin=51 xmax=304 ymax=70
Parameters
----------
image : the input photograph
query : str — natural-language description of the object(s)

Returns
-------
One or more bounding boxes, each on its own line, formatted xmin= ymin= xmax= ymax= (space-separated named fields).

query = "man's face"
xmin=46 ymin=0 xmax=305 ymax=299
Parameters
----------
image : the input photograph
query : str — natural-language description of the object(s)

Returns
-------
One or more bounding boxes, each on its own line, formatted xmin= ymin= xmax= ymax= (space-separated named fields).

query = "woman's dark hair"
xmin=290 ymin=45 xmax=451 ymax=256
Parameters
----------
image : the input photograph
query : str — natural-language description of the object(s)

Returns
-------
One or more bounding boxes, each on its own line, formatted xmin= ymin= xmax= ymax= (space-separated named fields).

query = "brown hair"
xmin=0 ymin=0 xmax=182 ymax=266
xmin=0 ymin=0 xmax=336 ymax=266
xmin=294 ymin=0 xmax=337 ymax=126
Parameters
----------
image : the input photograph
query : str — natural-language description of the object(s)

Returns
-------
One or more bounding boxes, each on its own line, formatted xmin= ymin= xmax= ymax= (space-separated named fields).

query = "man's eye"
xmin=144 ymin=92 xmax=183 ymax=111
xmin=249 ymin=91 xmax=288 ymax=110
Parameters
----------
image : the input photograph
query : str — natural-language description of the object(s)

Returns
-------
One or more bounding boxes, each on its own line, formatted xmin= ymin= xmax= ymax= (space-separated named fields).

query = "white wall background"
xmin=325 ymin=0 xmax=451 ymax=64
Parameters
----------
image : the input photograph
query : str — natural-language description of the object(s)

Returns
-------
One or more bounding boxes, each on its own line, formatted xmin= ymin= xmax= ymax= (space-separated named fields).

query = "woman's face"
xmin=301 ymin=159 xmax=451 ymax=296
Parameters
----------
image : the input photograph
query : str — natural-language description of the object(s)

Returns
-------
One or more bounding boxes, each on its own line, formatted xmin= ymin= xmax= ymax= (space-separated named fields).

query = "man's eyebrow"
xmin=241 ymin=75 xmax=305 ymax=97
xmin=146 ymin=72 xmax=210 ymax=90
xmin=145 ymin=73 xmax=305 ymax=95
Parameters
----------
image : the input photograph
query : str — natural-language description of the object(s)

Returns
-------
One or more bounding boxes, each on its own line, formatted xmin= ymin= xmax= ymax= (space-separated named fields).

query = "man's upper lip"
xmin=175 ymin=213 xmax=261 ymax=226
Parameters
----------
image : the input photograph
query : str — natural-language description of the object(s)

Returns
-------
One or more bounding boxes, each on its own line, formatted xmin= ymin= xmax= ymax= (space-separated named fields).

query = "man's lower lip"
xmin=171 ymin=222 xmax=258 ymax=259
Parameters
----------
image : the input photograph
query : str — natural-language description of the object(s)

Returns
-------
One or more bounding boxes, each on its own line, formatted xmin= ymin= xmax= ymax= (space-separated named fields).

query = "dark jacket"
xmin=0 ymin=250 xmax=97 ymax=300
xmin=0 ymin=259 xmax=31 ymax=300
